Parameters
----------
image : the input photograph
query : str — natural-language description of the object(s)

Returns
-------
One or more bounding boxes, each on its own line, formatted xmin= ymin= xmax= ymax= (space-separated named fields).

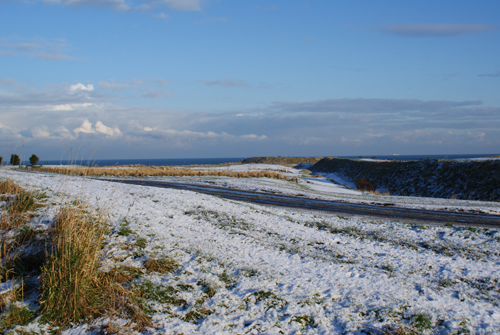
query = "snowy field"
xmin=2 ymin=165 xmax=500 ymax=334
xmin=152 ymin=164 xmax=500 ymax=216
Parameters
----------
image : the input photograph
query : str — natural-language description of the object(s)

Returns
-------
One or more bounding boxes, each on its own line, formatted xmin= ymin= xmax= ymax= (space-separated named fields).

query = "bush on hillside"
xmin=355 ymin=178 xmax=376 ymax=191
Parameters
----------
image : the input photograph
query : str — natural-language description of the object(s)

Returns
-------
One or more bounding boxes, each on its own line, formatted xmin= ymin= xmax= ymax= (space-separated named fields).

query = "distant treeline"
xmin=311 ymin=157 xmax=500 ymax=201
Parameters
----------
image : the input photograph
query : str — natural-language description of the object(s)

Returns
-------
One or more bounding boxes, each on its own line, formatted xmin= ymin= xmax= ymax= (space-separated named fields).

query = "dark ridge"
xmin=311 ymin=157 xmax=500 ymax=201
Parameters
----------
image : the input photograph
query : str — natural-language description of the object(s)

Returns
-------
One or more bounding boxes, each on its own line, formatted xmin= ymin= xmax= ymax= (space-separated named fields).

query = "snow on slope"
xmin=2 ymin=167 xmax=500 ymax=334
xmin=147 ymin=164 xmax=500 ymax=216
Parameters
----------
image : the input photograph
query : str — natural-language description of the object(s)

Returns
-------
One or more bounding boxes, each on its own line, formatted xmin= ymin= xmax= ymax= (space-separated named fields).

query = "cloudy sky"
xmin=1 ymin=0 xmax=499 ymax=160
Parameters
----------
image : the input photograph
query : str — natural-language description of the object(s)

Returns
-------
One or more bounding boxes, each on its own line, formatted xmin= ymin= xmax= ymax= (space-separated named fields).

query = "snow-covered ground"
xmin=2 ymin=165 xmax=500 ymax=334
xmin=146 ymin=164 xmax=500 ymax=216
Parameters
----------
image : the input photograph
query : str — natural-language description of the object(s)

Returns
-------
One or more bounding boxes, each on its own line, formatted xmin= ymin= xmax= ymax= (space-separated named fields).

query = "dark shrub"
xmin=10 ymin=154 xmax=20 ymax=166
xmin=29 ymin=154 xmax=39 ymax=166
xmin=355 ymin=178 xmax=376 ymax=191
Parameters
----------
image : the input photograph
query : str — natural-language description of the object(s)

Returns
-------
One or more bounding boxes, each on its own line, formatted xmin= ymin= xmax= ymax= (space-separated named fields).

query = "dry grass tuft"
xmin=144 ymin=257 xmax=179 ymax=274
xmin=0 ymin=283 xmax=20 ymax=311
xmin=0 ymin=213 xmax=28 ymax=231
xmin=0 ymin=179 xmax=42 ymax=229
xmin=106 ymin=266 xmax=144 ymax=284
xmin=40 ymin=207 xmax=151 ymax=329
xmin=101 ymin=278 xmax=152 ymax=330
xmin=40 ymin=207 xmax=109 ymax=326
xmin=0 ymin=180 xmax=24 ymax=195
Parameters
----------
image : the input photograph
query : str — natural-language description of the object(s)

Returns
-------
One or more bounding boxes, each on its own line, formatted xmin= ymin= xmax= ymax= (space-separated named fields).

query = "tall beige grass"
xmin=36 ymin=166 xmax=293 ymax=180
xmin=40 ymin=207 xmax=108 ymax=325
xmin=40 ymin=205 xmax=151 ymax=329
xmin=0 ymin=178 xmax=149 ymax=329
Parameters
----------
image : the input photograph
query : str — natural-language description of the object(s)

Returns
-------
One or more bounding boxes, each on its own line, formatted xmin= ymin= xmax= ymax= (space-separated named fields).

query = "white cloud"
xmin=73 ymin=119 xmax=95 ymax=135
xmin=55 ymin=126 xmax=75 ymax=139
xmin=72 ymin=119 xmax=121 ymax=137
xmin=69 ymin=83 xmax=94 ymax=93
xmin=95 ymin=121 xmax=121 ymax=136
xmin=31 ymin=126 xmax=51 ymax=138
xmin=240 ymin=134 xmax=267 ymax=140
xmin=52 ymin=104 xmax=73 ymax=111
xmin=50 ymin=103 xmax=93 ymax=111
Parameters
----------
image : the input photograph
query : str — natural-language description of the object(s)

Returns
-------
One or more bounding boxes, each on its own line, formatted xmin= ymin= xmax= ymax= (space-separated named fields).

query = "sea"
xmin=35 ymin=154 xmax=498 ymax=167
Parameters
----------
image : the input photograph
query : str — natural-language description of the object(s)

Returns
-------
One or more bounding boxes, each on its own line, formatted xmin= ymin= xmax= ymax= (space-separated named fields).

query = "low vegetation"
xmin=35 ymin=165 xmax=294 ymax=181
xmin=312 ymin=157 xmax=500 ymax=201
xmin=0 ymin=179 xmax=150 ymax=332
xmin=40 ymin=207 xmax=109 ymax=326
xmin=241 ymin=156 xmax=323 ymax=165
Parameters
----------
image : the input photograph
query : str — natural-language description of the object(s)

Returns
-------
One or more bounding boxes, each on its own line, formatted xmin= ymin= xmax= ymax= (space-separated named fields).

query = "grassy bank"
xmin=312 ymin=157 xmax=500 ymax=201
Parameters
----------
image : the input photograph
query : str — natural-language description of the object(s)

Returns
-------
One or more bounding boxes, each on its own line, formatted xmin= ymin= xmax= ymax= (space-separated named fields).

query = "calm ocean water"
xmin=36 ymin=154 xmax=498 ymax=167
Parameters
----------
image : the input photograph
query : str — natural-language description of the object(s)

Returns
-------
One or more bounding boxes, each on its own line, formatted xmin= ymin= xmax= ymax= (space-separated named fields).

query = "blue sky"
xmin=1 ymin=0 xmax=499 ymax=160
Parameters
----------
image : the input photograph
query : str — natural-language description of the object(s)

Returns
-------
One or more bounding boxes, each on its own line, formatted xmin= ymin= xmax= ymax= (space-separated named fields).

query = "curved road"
xmin=95 ymin=178 xmax=500 ymax=228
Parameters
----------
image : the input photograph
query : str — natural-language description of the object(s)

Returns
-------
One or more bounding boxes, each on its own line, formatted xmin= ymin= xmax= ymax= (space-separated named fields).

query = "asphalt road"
xmin=95 ymin=178 xmax=500 ymax=228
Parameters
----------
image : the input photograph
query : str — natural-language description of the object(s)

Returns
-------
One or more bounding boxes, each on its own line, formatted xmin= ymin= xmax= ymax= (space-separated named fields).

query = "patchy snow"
xmin=464 ymin=157 xmax=500 ymax=162
xmin=2 ymin=167 xmax=500 ymax=334
xmin=133 ymin=163 xmax=500 ymax=216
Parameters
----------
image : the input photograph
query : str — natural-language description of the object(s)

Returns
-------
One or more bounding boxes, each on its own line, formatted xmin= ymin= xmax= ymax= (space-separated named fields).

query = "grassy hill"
xmin=311 ymin=157 xmax=500 ymax=201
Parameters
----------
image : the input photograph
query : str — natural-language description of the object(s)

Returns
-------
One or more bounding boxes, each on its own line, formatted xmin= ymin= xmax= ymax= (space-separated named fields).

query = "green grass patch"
xmin=290 ymin=315 xmax=315 ymax=329
xmin=135 ymin=281 xmax=187 ymax=307
xmin=411 ymin=313 xmax=432 ymax=331
xmin=0 ymin=305 xmax=34 ymax=331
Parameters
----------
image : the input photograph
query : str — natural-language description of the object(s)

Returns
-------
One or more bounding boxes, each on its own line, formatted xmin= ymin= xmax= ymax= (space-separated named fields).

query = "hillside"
xmin=311 ymin=157 xmax=500 ymax=201
xmin=241 ymin=156 xmax=323 ymax=165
